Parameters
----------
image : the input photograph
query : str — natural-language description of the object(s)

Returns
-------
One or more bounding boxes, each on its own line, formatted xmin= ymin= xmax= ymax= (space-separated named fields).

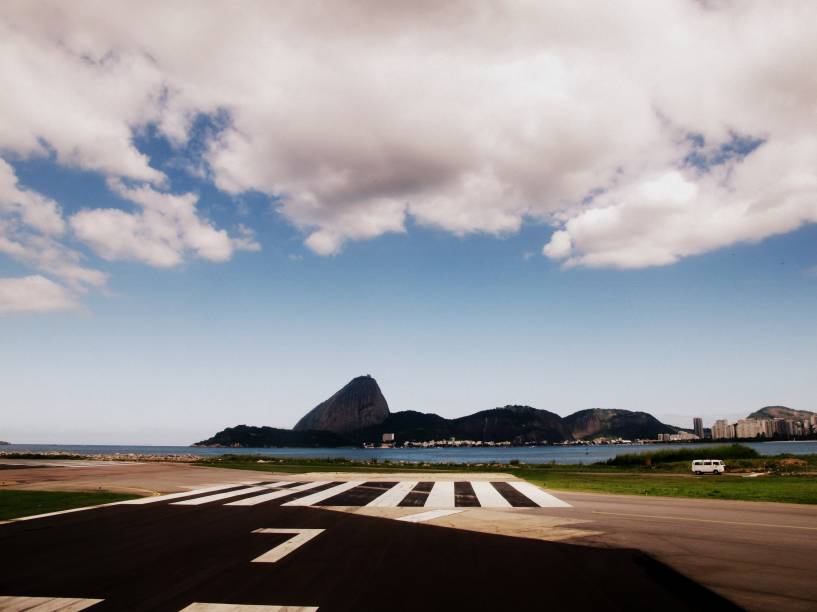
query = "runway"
xmin=117 ymin=479 xmax=571 ymax=509
xmin=546 ymin=490 xmax=817 ymax=612
xmin=0 ymin=481 xmax=733 ymax=611
xmin=2 ymin=461 xmax=816 ymax=610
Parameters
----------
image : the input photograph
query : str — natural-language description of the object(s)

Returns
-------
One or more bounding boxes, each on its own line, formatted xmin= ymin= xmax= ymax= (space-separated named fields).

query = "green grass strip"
xmin=0 ymin=490 xmax=139 ymax=520
xmin=521 ymin=471 xmax=817 ymax=505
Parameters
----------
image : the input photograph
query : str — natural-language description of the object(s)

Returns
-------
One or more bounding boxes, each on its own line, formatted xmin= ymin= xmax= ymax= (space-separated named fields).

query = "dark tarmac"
xmin=0 ymin=490 xmax=737 ymax=611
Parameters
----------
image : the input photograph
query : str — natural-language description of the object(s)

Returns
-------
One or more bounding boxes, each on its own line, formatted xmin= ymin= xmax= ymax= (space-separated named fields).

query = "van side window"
xmin=703 ymin=461 xmax=711 ymax=465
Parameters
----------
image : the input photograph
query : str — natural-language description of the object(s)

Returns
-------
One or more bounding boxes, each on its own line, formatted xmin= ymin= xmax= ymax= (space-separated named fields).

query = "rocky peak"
xmin=293 ymin=375 xmax=390 ymax=433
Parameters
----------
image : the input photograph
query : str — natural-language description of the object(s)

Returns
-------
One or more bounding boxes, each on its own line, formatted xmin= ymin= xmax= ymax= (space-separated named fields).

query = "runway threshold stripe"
xmin=366 ymin=481 xmax=418 ymax=507
xmin=120 ymin=482 xmax=260 ymax=504
xmin=424 ymin=481 xmax=455 ymax=507
xmin=398 ymin=481 xmax=434 ymax=507
xmin=507 ymin=481 xmax=572 ymax=507
xmin=282 ymin=481 xmax=364 ymax=506
xmin=172 ymin=484 xmax=279 ymax=505
xmin=397 ymin=509 xmax=464 ymax=523
xmin=182 ymin=603 xmax=318 ymax=611
xmin=275 ymin=481 xmax=308 ymax=488
xmin=471 ymin=481 xmax=512 ymax=508
xmin=316 ymin=481 xmax=397 ymax=506
xmin=490 ymin=481 xmax=538 ymax=507
xmin=0 ymin=596 xmax=104 ymax=611
xmin=226 ymin=481 xmax=327 ymax=506
xmin=454 ymin=481 xmax=480 ymax=507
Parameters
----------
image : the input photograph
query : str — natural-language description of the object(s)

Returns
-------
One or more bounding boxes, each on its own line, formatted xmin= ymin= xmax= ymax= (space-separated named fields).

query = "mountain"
xmin=293 ymin=375 xmax=390 ymax=434
xmin=747 ymin=406 xmax=815 ymax=420
xmin=451 ymin=406 xmax=570 ymax=444
xmin=353 ymin=410 xmax=454 ymax=443
xmin=194 ymin=425 xmax=351 ymax=448
xmin=195 ymin=375 xmax=680 ymax=447
xmin=352 ymin=405 xmax=570 ymax=444
xmin=564 ymin=408 xmax=675 ymax=440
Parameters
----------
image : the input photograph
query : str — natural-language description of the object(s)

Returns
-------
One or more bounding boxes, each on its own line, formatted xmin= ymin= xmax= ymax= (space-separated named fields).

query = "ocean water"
xmin=2 ymin=440 xmax=816 ymax=465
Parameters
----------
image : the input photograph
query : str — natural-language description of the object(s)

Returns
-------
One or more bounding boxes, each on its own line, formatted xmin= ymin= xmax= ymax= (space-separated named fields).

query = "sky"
xmin=1 ymin=1 xmax=816 ymax=444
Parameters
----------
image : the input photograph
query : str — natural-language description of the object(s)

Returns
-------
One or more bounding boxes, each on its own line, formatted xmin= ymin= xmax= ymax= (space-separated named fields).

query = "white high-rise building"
xmin=735 ymin=419 xmax=765 ymax=439
xmin=712 ymin=419 xmax=734 ymax=440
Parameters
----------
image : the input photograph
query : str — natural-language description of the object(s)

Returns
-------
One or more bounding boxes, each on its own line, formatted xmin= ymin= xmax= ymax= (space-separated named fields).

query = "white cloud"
xmin=0 ymin=14 xmax=165 ymax=183
xmin=0 ymin=159 xmax=64 ymax=235
xmin=70 ymin=180 xmax=254 ymax=267
xmin=0 ymin=275 xmax=78 ymax=314
xmin=0 ymin=1 xmax=816 ymax=263
xmin=0 ymin=158 xmax=106 ymax=289
xmin=544 ymin=146 xmax=817 ymax=268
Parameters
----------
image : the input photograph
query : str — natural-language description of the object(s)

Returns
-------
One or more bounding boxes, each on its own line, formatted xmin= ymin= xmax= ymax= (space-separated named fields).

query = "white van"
xmin=692 ymin=459 xmax=725 ymax=475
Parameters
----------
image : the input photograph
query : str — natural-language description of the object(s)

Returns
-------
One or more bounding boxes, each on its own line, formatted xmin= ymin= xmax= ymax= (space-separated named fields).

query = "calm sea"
xmin=3 ymin=440 xmax=817 ymax=465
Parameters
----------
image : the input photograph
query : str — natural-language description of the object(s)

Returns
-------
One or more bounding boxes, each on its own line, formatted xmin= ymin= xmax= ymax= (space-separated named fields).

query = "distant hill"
xmin=0 ymin=440 xmax=9 ymax=445
xmin=194 ymin=425 xmax=351 ymax=448
xmin=563 ymin=408 xmax=676 ymax=441
xmin=747 ymin=406 xmax=815 ymax=420
xmin=195 ymin=375 xmax=679 ymax=448
xmin=353 ymin=405 xmax=570 ymax=445
xmin=451 ymin=405 xmax=570 ymax=444
xmin=294 ymin=375 xmax=389 ymax=434
xmin=353 ymin=410 xmax=454 ymax=443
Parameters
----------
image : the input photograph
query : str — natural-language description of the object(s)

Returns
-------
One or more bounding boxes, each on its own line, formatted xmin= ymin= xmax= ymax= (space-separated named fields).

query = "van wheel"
xmin=694 ymin=471 xmax=701 ymax=475
xmin=715 ymin=471 xmax=721 ymax=475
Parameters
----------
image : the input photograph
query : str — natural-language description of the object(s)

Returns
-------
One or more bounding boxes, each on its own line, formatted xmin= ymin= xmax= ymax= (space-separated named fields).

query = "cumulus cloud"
xmin=0 ymin=0 xmax=816 ymax=263
xmin=70 ymin=180 xmax=256 ymax=267
xmin=0 ymin=159 xmax=106 ymax=293
xmin=0 ymin=275 xmax=78 ymax=314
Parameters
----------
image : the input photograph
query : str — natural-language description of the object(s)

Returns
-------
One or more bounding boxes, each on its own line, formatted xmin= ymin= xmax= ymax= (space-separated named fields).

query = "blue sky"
xmin=1 ymin=2 xmax=816 ymax=443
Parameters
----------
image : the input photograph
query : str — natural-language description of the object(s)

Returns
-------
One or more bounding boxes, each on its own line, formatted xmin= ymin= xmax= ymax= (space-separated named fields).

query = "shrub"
xmin=604 ymin=444 xmax=760 ymax=467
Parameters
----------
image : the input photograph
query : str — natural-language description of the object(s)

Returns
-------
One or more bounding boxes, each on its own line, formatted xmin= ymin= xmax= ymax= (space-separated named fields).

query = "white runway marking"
xmin=424 ymin=481 xmax=455 ymax=508
xmin=3 ymin=502 xmax=123 ymax=523
xmin=181 ymin=603 xmax=318 ymax=611
xmin=471 ymin=481 xmax=512 ymax=508
xmin=252 ymin=528 xmax=325 ymax=563
xmin=0 ymin=596 xmax=103 ymax=610
xmin=0 ymin=460 xmax=141 ymax=469
xmin=282 ymin=481 xmax=364 ymax=506
xmin=397 ymin=509 xmax=464 ymax=523
xmin=508 ymin=481 xmax=572 ymax=507
xmin=171 ymin=485 xmax=277 ymax=506
xmin=121 ymin=482 xmax=260 ymax=505
xmin=365 ymin=481 xmax=418 ymax=507
xmin=226 ymin=481 xmax=330 ymax=506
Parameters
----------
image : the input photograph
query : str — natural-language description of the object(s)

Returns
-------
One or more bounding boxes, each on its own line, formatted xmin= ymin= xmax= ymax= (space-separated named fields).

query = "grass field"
xmin=0 ymin=490 xmax=139 ymax=521
xmin=520 ymin=470 xmax=817 ymax=505
xmin=200 ymin=451 xmax=817 ymax=505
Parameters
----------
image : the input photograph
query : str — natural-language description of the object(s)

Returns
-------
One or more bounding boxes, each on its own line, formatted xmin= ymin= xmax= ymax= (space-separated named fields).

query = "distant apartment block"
xmin=735 ymin=419 xmax=765 ymax=438
xmin=658 ymin=431 xmax=698 ymax=442
xmin=710 ymin=416 xmax=815 ymax=440
xmin=711 ymin=419 xmax=735 ymax=440
xmin=693 ymin=417 xmax=704 ymax=439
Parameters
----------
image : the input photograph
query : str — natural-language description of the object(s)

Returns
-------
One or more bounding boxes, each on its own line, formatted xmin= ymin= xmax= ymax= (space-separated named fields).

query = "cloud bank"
xmin=1 ymin=0 xmax=816 ymax=311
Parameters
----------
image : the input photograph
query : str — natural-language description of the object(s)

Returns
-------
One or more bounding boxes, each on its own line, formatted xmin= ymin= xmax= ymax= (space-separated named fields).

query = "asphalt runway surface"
xmin=551 ymin=490 xmax=817 ymax=612
xmin=0 ymin=486 xmax=736 ymax=612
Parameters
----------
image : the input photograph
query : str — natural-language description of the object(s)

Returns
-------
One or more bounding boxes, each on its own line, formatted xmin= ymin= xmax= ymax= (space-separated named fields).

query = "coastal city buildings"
xmin=658 ymin=432 xmax=699 ymax=442
xmin=711 ymin=416 xmax=816 ymax=440
xmin=693 ymin=417 xmax=704 ymax=439
xmin=712 ymin=419 xmax=734 ymax=440
xmin=370 ymin=415 xmax=816 ymax=448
